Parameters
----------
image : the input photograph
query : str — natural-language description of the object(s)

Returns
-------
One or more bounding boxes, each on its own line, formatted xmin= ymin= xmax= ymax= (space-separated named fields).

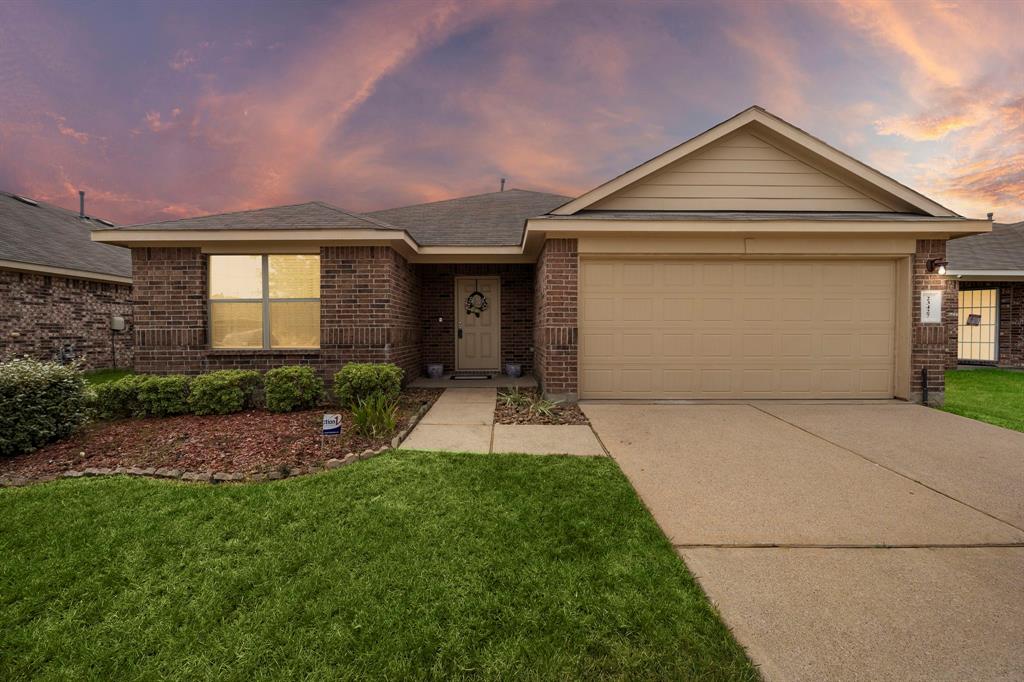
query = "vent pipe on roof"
xmin=987 ymin=212 xmax=994 ymax=221
xmin=79 ymin=190 xmax=85 ymax=219
xmin=500 ymin=178 xmax=506 ymax=192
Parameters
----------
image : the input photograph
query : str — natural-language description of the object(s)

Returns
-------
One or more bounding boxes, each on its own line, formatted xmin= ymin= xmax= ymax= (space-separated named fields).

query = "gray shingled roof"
xmin=105 ymin=201 xmax=400 ymax=232
xmin=0 ymin=192 xmax=131 ymax=278
xmin=368 ymin=189 xmax=571 ymax=246
xmin=948 ymin=222 xmax=1024 ymax=271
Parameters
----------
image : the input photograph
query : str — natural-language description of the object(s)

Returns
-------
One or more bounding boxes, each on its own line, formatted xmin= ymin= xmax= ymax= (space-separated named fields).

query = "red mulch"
xmin=494 ymin=388 xmax=589 ymax=425
xmin=0 ymin=389 xmax=442 ymax=479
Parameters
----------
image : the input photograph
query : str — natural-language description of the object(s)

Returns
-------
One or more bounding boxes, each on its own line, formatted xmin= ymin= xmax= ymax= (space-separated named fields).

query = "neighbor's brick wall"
xmin=0 ymin=268 xmax=133 ymax=369
xmin=911 ymin=239 xmax=958 ymax=404
xmin=959 ymin=280 xmax=1024 ymax=368
xmin=533 ymin=239 xmax=578 ymax=399
xmin=132 ymin=245 xmax=420 ymax=382
xmin=418 ymin=264 xmax=533 ymax=374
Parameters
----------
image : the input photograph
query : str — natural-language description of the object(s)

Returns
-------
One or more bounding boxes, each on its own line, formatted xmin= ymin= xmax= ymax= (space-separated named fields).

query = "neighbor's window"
xmin=209 ymin=255 xmax=320 ymax=349
xmin=957 ymin=288 xmax=998 ymax=363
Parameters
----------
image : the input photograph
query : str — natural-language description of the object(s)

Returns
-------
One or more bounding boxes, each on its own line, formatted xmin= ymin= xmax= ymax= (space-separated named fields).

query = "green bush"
xmin=188 ymin=370 xmax=261 ymax=416
xmin=351 ymin=394 xmax=398 ymax=438
xmin=264 ymin=366 xmax=323 ymax=413
xmin=333 ymin=363 xmax=403 ymax=408
xmin=91 ymin=374 xmax=147 ymax=419
xmin=0 ymin=358 xmax=90 ymax=457
xmin=136 ymin=375 xmax=192 ymax=417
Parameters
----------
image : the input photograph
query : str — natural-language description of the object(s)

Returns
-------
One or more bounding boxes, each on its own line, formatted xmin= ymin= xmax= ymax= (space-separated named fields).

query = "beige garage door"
xmin=579 ymin=259 xmax=896 ymax=399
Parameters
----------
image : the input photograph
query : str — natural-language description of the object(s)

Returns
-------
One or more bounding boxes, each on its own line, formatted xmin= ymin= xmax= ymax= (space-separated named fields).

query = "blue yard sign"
xmin=322 ymin=413 xmax=342 ymax=437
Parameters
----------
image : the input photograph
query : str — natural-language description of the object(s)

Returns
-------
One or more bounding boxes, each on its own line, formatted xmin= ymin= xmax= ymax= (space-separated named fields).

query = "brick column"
xmin=533 ymin=239 xmax=578 ymax=401
xmin=911 ymin=239 xmax=957 ymax=405
xmin=131 ymin=247 xmax=206 ymax=373
xmin=320 ymin=246 xmax=421 ymax=383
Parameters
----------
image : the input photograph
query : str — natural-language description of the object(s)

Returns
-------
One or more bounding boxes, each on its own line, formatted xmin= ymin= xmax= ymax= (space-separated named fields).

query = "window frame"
xmin=957 ymin=287 xmax=999 ymax=364
xmin=208 ymin=254 xmax=320 ymax=350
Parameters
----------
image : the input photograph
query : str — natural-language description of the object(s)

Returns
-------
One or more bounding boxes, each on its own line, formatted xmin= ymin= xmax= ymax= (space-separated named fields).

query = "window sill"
xmin=207 ymin=348 xmax=321 ymax=356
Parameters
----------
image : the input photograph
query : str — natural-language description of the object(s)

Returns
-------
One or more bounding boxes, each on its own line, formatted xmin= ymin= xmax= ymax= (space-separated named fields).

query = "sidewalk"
xmin=400 ymin=388 xmax=604 ymax=456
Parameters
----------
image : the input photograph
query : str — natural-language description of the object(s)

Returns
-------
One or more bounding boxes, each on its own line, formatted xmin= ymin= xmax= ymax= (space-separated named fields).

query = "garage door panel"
xmin=579 ymin=259 xmax=896 ymax=399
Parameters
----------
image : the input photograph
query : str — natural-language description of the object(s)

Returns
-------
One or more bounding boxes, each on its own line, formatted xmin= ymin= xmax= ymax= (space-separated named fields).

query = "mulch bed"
xmin=494 ymin=388 xmax=589 ymax=425
xmin=0 ymin=388 xmax=442 ymax=481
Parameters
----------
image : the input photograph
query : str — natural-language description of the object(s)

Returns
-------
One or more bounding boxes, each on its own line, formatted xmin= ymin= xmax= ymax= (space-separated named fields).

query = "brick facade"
xmin=418 ymin=264 xmax=533 ymax=374
xmin=959 ymin=280 xmax=1024 ymax=368
xmin=0 ymin=268 xmax=133 ymax=369
xmin=132 ymin=246 xmax=421 ymax=382
xmin=911 ymin=239 xmax=958 ymax=405
xmin=533 ymin=239 xmax=579 ymax=400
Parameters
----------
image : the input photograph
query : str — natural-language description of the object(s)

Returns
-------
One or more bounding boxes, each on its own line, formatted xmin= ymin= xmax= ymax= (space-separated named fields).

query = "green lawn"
xmin=943 ymin=369 xmax=1024 ymax=432
xmin=83 ymin=367 xmax=134 ymax=386
xmin=0 ymin=451 xmax=756 ymax=681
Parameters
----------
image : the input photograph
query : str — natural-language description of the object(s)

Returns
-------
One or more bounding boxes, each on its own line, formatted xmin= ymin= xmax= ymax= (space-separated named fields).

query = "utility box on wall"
xmin=109 ymin=315 xmax=126 ymax=331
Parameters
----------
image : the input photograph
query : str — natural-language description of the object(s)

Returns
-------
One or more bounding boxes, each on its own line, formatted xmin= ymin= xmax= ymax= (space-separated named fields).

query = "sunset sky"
xmin=0 ymin=0 xmax=1020 ymax=225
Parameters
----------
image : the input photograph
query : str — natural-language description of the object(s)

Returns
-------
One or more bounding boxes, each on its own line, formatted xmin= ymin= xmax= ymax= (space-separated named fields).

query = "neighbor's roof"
xmin=104 ymin=201 xmax=400 ymax=233
xmin=0 ymin=192 xmax=131 ymax=279
xmin=368 ymin=189 xmax=571 ymax=246
xmin=948 ymin=221 xmax=1024 ymax=271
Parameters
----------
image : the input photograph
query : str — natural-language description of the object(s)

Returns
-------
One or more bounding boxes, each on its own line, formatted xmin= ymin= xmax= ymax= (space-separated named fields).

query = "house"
xmin=92 ymin=106 xmax=989 ymax=404
xmin=947 ymin=221 xmax=1024 ymax=367
xmin=0 ymin=192 xmax=132 ymax=368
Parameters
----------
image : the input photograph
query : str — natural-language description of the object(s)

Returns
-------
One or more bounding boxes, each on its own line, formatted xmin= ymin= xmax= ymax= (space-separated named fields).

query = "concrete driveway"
xmin=583 ymin=402 xmax=1024 ymax=681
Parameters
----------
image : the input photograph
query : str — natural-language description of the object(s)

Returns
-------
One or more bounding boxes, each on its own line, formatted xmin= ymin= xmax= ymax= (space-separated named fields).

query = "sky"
xmin=0 ymin=0 xmax=1021 ymax=225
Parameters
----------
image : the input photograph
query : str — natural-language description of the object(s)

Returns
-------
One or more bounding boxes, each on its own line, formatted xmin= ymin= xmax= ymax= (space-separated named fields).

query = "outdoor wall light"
xmin=927 ymin=259 xmax=948 ymax=275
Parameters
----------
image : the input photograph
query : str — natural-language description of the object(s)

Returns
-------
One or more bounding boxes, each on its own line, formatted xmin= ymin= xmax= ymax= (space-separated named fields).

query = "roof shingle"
xmin=105 ymin=201 xmax=399 ymax=232
xmin=947 ymin=222 xmax=1024 ymax=271
xmin=0 ymin=192 xmax=130 ymax=278
xmin=368 ymin=189 xmax=571 ymax=246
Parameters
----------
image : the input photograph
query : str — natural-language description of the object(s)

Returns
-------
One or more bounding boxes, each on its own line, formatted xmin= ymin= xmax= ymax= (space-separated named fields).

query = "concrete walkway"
xmin=400 ymin=388 xmax=604 ymax=456
xmin=584 ymin=402 xmax=1024 ymax=681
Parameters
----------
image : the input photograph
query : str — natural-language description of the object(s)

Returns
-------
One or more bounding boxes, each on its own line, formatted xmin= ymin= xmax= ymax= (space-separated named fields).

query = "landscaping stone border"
xmin=0 ymin=401 xmax=434 ymax=489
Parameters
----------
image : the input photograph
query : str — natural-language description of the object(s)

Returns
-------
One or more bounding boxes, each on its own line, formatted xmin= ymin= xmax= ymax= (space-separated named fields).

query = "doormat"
xmin=451 ymin=372 xmax=492 ymax=380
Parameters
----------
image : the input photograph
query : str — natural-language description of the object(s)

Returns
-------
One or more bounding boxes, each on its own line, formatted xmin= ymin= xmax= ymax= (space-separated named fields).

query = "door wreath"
xmin=465 ymin=281 xmax=489 ymax=318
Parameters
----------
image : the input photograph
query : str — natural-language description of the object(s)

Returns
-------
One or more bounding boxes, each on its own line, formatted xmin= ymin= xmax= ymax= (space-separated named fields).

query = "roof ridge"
xmin=368 ymin=188 xmax=569 ymax=214
xmin=309 ymin=200 xmax=400 ymax=230
xmin=2 ymin=191 xmax=117 ymax=226
xmin=112 ymin=200 xmax=327 ymax=230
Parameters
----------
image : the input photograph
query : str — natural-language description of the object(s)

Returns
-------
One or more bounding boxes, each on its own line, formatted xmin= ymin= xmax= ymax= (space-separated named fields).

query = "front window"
xmin=209 ymin=254 xmax=320 ymax=349
xmin=957 ymin=288 xmax=998 ymax=363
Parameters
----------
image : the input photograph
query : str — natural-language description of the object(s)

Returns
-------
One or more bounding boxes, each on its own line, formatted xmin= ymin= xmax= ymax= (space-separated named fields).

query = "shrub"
xmin=333 ymin=363 xmax=403 ymax=408
xmin=188 ymin=370 xmax=261 ymax=416
xmin=264 ymin=366 xmax=323 ymax=413
xmin=0 ymin=358 xmax=90 ymax=457
xmin=91 ymin=374 xmax=148 ymax=419
xmin=350 ymin=394 xmax=398 ymax=438
xmin=136 ymin=375 xmax=192 ymax=417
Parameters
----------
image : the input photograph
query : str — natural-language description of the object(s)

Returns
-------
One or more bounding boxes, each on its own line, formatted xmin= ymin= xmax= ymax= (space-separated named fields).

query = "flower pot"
xmin=426 ymin=363 xmax=444 ymax=379
xmin=504 ymin=363 xmax=522 ymax=378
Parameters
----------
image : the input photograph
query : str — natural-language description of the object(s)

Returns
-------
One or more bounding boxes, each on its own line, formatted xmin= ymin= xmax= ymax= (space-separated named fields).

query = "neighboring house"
xmin=93 ymin=106 xmax=988 ymax=404
xmin=0 ymin=192 xmax=132 ymax=368
xmin=947 ymin=221 xmax=1024 ymax=368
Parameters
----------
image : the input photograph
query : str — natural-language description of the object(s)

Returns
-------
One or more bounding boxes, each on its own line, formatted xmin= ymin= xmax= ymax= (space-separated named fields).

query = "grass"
xmin=943 ymin=368 xmax=1024 ymax=432
xmin=83 ymin=368 xmax=134 ymax=386
xmin=0 ymin=451 xmax=756 ymax=681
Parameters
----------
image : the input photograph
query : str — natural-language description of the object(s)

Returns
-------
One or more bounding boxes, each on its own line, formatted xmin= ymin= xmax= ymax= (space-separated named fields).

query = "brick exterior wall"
xmin=132 ymin=246 xmax=421 ymax=383
xmin=0 ymin=268 xmax=133 ymax=369
xmin=959 ymin=280 xmax=1024 ymax=368
xmin=418 ymin=264 xmax=533 ymax=374
xmin=911 ymin=239 xmax=958 ymax=405
xmin=533 ymin=239 xmax=578 ymax=400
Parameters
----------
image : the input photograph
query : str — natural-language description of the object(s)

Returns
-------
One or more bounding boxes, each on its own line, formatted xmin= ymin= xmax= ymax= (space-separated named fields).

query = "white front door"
xmin=456 ymin=276 xmax=501 ymax=371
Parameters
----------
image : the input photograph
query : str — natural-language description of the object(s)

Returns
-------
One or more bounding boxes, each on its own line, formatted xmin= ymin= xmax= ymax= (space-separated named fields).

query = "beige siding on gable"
xmin=591 ymin=131 xmax=893 ymax=212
